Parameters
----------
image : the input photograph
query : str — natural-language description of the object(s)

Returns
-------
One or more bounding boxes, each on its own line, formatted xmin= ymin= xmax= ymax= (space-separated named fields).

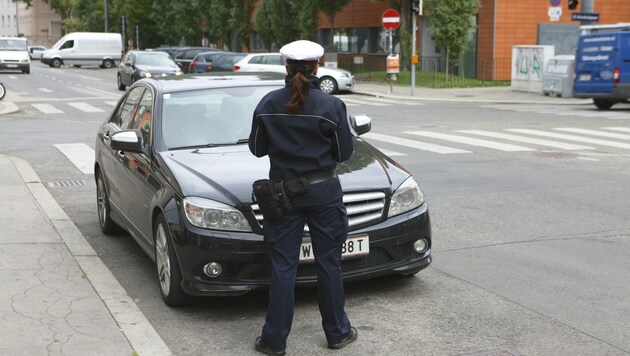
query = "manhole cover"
xmin=47 ymin=179 xmax=88 ymax=188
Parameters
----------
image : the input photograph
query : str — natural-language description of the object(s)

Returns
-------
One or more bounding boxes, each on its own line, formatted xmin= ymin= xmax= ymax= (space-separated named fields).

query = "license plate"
xmin=299 ymin=234 xmax=370 ymax=263
xmin=579 ymin=74 xmax=591 ymax=81
xmin=6 ymin=64 xmax=17 ymax=68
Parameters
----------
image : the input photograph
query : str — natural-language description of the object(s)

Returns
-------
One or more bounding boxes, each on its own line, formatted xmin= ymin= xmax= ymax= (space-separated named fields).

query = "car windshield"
xmin=0 ymin=39 xmax=27 ymax=51
xmin=136 ymin=54 xmax=175 ymax=66
xmin=161 ymin=85 xmax=280 ymax=149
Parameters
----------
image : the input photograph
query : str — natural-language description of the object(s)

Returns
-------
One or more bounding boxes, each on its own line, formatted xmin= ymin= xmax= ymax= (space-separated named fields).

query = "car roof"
xmin=141 ymin=72 xmax=286 ymax=93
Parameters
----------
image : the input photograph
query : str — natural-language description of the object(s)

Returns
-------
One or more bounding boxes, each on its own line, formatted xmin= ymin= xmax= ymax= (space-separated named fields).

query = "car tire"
xmin=51 ymin=58 xmax=62 ymax=68
xmin=154 ymin=214 xmax=189 ymax=307
xmin=117 ymin=74 xmax=126 ymax=91
xmin=0 ymin=84 xmax=6 ymax=100
xmin=96 ymin=171 xmax=120 ymax=235
xmin=593 ymin=98 xmax=614 ymax=110
xmin=73 ymin=65 xmax=81 ymax=68
xmin=102 ymin=59 xmax=115 ymax=69
xmin=319 ymin=76 xmax=338 ymax=94
xmin=23 ymin=68 xmax=30 ymax=74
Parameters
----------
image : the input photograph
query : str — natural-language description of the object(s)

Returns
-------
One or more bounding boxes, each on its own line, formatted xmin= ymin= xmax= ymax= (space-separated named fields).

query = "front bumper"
xmin=0 ymin=62 xmax=29 ymax=71
xmin=41 ymin=57 xmax=51 ymax=65
xmin=338 ymin=75 xmax=355 ymax=91
xmin=171 ymin=204 xmax=431 ymax=296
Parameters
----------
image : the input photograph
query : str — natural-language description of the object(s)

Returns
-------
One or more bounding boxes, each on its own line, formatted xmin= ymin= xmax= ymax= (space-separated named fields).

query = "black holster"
xmin=252 ymin=179 xmax=292 ymax=218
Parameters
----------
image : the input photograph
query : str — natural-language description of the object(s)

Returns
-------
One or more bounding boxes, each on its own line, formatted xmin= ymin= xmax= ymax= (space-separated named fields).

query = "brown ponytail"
xmin=285 ymin=63 xmax=316 ymax=114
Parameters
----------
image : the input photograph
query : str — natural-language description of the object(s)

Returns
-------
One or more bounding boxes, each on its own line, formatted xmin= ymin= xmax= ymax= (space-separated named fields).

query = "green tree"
xmin=317 ymin=0 xmax=351 ymax=51
xmin=425 ymin=0 xmax=480 ymax=76
xmin=254 ymin=0 xmax=274 ymax=51
xmin=229 ymin=0 xmax=257 ymax=51
xmin=254 ymin=0 xmax=318 ymax=50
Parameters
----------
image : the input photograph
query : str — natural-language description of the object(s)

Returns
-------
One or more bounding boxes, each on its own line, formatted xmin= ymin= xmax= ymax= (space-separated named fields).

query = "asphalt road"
xmin=1 ymin=62 xmax=629 ymax=355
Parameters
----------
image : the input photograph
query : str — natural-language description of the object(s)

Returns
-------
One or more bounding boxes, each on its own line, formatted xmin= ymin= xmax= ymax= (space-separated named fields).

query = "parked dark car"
xmin=172 ymin=47 xmax=220 ymax=73
xmin=203 ymin=53 xmax=247 ymax=73
xmin=117 ymin=51 xmax=181 ymax=91
xmin=188 ymin=51 xmax=234 ymax=73
xmin=94 ymin=72 xmax=432 ymax=306
xmin=150 ymin=46 xmax=181 ymax=58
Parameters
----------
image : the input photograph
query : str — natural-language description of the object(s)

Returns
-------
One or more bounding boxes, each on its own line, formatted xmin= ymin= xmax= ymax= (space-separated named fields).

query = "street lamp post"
xmin=104 ymin=0 xmax=109 ymax=32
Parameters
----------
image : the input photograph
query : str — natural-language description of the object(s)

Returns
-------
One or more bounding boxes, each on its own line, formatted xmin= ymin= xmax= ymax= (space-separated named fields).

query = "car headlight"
xmin=387 ymin=177 xmax=425 ymax=218
xmin=183 ymin=197 xmax=252 ymax=232
xmin=175 ymin=70 xmax=182 ymax=75
xmin=139 ymin=71 xmax=151 ymax=78
xmin=21 ymin=59 xmax=30 ymax=63
xmin=341 ymin=73 xmax=350 ymax=78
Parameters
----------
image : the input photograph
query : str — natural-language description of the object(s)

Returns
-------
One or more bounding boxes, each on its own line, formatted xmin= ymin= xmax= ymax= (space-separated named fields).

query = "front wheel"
xmin=96 ymin=171 xmax=120 ymax=235
xmin=319 ymin=76 xmax=338 ymax=94
xmin=0 ymin=84 xmax=6 ymax=100
xmin=117 ymin=74 xmax=126 ymax=91
xmin=51 ymin=58 xmax=62 ymax=68
xmin=154 ymin=214 xmax=188 ymax=306
xmin=593 ymin=98 xmax=614 ymax=110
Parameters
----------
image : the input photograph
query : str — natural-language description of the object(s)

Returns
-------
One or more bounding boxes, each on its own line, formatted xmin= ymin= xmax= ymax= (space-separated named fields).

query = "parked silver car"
xmin=233 ymin=52 xmax=354 ymax=94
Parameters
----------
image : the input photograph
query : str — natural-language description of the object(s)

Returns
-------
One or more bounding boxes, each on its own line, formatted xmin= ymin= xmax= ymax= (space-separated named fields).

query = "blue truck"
xmin=574 ymin=24 xmax=630 ymax=109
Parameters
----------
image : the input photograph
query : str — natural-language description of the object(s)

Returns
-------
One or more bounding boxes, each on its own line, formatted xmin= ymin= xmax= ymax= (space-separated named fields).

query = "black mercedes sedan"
xmin=95 ymin=72 xmax=431 ymax=306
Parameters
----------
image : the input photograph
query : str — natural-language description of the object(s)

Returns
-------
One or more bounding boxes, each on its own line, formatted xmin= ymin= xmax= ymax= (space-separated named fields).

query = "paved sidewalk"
xmin=0 ymin=155 xmax=172 ymax=356
xmin=352 ymin=82 xmax=592 ymax=105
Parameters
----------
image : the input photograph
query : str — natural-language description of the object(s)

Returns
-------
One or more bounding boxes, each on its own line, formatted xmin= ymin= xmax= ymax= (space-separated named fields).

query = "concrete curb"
xmin=7 ymin=156 xmax=173 ymax=356
xmin=0 ymin=100 xmax=19 ymax=115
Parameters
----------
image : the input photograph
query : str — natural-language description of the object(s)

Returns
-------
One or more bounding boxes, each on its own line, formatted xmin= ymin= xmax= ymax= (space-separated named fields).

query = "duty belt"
xmin=303 ymin=170 xmax=337 ymax=184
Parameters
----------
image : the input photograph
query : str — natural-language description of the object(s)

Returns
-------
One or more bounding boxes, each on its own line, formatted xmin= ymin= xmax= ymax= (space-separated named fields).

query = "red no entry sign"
xmin=382 ymin=9 xmax=400 ymax=31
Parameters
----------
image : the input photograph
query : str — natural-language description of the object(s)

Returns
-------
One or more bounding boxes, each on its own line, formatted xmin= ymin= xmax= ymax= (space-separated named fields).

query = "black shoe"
xmin=255 ymin=336 xmax=286 ymax=356
xmin=328 ymin=327 xmax=358 ymax=349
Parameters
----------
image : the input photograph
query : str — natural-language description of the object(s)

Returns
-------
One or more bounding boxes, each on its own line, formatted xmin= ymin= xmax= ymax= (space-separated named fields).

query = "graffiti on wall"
xmin=515 ymin=47 xmax=544 ymax=81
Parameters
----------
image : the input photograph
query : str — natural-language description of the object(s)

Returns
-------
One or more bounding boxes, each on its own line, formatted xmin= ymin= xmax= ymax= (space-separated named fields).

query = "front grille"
xmin=251 ymin=190 xmax=386 ymax=230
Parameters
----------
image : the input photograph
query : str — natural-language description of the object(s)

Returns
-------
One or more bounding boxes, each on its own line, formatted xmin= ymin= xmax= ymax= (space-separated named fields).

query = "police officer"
xmin=249 ymin=40 xmax=358 ymax=355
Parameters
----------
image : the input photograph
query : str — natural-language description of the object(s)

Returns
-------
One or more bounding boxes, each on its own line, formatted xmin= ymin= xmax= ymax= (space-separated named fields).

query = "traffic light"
xmin=411 ymin=0 xmax=421 ymax=15
xmin=568 ymin=0 xmax=579 ymax=10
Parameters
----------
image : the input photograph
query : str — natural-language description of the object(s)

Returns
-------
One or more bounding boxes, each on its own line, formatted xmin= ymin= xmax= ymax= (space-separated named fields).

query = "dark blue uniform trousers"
xmin=261 ymin=181 xmax=352 ymax=351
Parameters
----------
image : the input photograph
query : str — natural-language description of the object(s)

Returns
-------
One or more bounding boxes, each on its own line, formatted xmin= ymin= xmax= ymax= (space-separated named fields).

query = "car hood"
xmin=136 ymin=64 xmax=179 ymax=73
xmin=318 ymin=67 xmax=352 ymax=77
xmin=1 ymin=51 xmax=29 ymax=61
xmin=158 ymin=139 xmax=410 ymax=207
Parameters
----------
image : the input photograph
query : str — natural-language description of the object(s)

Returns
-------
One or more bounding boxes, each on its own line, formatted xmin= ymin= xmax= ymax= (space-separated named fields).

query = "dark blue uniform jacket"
xmin=249 ymin=75 xmax=354 ymax=181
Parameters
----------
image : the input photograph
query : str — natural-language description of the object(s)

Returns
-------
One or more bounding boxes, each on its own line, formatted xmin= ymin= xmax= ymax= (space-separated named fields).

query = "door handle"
xmin=102 ymin=132 xmax=110 ymax=141
xmin=117 ymin=150 xmax=125 ymax=159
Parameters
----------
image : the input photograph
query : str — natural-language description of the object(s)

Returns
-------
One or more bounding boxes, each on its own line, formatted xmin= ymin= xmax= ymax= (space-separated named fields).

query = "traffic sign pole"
xmin=411 ymin=14 xmax=416 ymax=96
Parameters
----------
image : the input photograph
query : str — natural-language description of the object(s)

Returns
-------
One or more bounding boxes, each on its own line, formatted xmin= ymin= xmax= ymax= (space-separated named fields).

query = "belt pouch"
xmin=252 ymin=179 xmax=285 ymax=218
xmin=284 ymin=177 xmax=309 ymax=196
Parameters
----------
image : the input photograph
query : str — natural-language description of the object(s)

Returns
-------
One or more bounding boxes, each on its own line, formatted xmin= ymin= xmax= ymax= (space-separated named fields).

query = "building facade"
xmin=16 ymin=0 xmax=61 ymax=46
xmin=0 ymin=0 xmax=18 ymax=36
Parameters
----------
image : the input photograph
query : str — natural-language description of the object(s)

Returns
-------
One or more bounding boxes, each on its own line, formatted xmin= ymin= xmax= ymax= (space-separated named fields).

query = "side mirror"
xmin=111 ymin=130 xmax=145 ymax=152
xmin=349 ymin=114 xmax=372 ymax=136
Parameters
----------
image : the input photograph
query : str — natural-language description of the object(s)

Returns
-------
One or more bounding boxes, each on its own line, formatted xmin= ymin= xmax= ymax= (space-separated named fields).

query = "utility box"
xmin=386 ymin=54 xmax=400 ymax=73
xmin=542 ymin=54 xmax=575 ymax=97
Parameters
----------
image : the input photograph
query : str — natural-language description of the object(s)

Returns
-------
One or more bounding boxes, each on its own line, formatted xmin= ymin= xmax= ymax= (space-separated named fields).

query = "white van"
xmin=0 ymin=37 xmax=30 ymax=74
xmin=41 ymin=32 xmax=123 ymax=69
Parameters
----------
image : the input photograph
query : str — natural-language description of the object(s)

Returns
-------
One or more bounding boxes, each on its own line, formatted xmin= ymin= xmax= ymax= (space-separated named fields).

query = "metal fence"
xmin=335 ymin=53 xmax=512 ymax=88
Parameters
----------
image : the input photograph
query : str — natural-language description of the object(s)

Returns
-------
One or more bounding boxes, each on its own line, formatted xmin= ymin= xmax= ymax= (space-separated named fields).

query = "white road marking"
xmin=406 ymin=131 xmax=536 ymax=152
xmin=38 ymin=88 xmax=53 ymax=93
xmin=342 ymin=97 xmax=389 ymax=106
xmin=577 ymin=157 xmax=600 ymax=161
xmin=375 ymin=148 xmax=406 ymax=156
xmin=555 ymin=128 xmax=630 ymax=141
xmin=507 ymin=129 xmax=630 ymax=149
xmin=54 ymin=143 xmax=95 ymax=174
xmin=104 ymin=101 xmax=119 ymax=106
xmin=603 ymin=127 xmax=630 ymax=133
xmin=458 ymin=130 xmax=594 ymax=150
xmin=68 ymin=102 xmax=105 ymax=113
xmin=365 ymin=96 xmax=423 ymax=105
xmin=363 ymin=133 xmax=472 ymax=154
xmin=32 ymin=103 xmax=64 ymax=114
xmin=8 ymin=75 xmax=18 ymax=79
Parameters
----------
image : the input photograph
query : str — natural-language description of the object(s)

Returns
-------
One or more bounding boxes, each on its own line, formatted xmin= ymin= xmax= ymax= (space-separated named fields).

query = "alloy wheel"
xmin=155 ymin=223 xmax=172 ymax=296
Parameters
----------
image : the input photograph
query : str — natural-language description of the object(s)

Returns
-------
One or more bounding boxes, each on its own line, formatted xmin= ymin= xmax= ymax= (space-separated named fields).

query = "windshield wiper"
xmin=169 ymin=143 xmax=218 ymax=150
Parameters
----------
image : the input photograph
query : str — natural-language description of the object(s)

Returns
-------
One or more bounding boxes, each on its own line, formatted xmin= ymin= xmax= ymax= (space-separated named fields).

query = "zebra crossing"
xmin=54 ymin=127 xmax=630 ymax=176
xmin=364 ymin=127 xmax=630 ymax=159
xmin=28 ymin=100 xmax=118 ymax=115
xmin=481 ymin=104 xmax=630 ymax=120
xmin=340 ymin=96 xmax=425 ymax=107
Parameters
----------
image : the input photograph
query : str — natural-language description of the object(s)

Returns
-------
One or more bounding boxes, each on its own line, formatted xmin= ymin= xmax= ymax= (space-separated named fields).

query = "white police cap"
xmin=280 ymin=40 xmax=324 ymax=63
